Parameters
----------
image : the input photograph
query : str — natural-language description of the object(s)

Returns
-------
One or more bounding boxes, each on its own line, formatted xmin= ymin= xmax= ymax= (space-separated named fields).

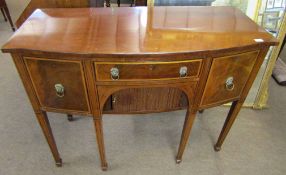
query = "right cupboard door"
xmin=200 ymin=51 xmax=260 ymax=108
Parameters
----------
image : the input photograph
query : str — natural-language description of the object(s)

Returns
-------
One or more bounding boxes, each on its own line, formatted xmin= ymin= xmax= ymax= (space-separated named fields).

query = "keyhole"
xmin=149 ymin=65 xmax=154 ymax=70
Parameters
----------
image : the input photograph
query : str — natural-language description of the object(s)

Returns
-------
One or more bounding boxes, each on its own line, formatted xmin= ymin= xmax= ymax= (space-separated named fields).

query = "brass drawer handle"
xmin=55 ymin=84 xmax=65 ymax=98
xmin=225 ymin=77 xmax=234 ymax=91
xmin=179 ymin=66 xmax=188 ymax=77
xmin=110 ymin=67 xmax=119 ymax=80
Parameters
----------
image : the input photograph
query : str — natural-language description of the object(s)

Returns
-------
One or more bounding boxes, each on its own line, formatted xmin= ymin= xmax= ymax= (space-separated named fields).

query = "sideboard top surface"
xmin=2 ymin=6 xmax=278 ymax=56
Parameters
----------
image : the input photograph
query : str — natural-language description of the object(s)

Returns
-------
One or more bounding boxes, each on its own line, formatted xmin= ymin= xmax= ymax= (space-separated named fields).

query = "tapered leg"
xmin=130 ymin=0 xmax=134 ymax=6
xmin=117 ymin=0 xmax=120 ymax=7
xmin=176 ymin=108 xmax=197 ymax=163
xmin=3 ymin=6 xmax=15 ymax=31
xmin=67 ymin=114 xmax=73 ymax=121
xmin=1 ymin=8 xmax=7 ymax=21
xmin=106 ymin=0 xmax=110 ymax=7
xmin=214 ymin=101 xmax=242 ymax=151
xmin=35 ymin=111 xmax=62 ymax=166
xmin=93 ymin=118 xmax=108 ymax=171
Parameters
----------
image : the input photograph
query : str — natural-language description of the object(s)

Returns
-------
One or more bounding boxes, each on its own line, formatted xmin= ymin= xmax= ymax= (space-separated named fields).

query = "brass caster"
xmin=101 ymin=163 xmax=108 ymax=171
xmin=176 ymin=159 xmax=182 ymax=164
xmin=214 ymin=145 xmax=221 ymax=152
xmin=55 ymin=159 xmax=62 ymax=167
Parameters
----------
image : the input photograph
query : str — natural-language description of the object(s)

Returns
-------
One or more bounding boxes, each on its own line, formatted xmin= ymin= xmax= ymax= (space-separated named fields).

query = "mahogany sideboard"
xmin=1 ymin=7 xmax=278 ymax=171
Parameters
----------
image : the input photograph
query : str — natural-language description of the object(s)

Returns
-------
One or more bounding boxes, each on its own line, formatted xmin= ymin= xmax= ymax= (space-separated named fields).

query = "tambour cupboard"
xmin=1 ymin=7 xmax=278 ymax=171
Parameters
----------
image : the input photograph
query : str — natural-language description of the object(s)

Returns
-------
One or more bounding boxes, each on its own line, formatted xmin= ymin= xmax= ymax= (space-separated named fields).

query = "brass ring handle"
xmin=225 ymin=77 xmax=234 ymax=91
xmin=55 ymin=84 xmax=65 ymax=98
xmin=179 ymin=66 xmax=188 ymax=77
xmin=110 ymin=67 xmax=119 ymax=80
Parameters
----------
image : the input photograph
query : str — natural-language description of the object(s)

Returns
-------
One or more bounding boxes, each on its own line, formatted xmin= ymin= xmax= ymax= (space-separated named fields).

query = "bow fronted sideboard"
xmin=1 ymin=7 xmax=278 ymax=171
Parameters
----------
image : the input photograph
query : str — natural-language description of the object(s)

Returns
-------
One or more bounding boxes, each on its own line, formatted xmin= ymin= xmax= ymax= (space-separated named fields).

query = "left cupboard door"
xmin=24 ymin=57 xmax=90 ymax=114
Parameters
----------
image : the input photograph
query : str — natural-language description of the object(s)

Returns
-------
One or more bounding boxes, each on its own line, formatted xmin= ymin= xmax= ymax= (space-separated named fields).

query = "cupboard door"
xmin=24 ymin=57 xmax=90 ymax=113
xmin=200 ymin=51 xmax=259 ymax=107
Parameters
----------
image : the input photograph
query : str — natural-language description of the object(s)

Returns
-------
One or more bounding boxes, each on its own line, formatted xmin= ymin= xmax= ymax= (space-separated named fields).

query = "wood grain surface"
xmin=3 ymin=7 xmax=278 ymax=56
xmin=200 ymin=51 xmax=259 ymax=108
xmin=24 ymin=57 xmax=90 ymax=113
xmin=95 ymin=60 xmax=202 ymax=81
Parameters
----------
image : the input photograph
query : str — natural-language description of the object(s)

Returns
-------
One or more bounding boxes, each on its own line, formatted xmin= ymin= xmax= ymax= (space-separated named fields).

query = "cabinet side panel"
xmin=11 ymin=54 xmax=41 ymax=113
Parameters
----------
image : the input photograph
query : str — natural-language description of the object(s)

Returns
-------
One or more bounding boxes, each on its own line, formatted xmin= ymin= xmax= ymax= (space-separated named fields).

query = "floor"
xmin=1 ymin=7 xmax=286 ymax=175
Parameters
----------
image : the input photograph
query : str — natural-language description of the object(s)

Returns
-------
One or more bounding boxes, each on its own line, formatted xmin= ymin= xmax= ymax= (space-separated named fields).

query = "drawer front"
xmin=94 ymin=60 xmax=202 ymax=81
xmin=24 ymin=58 xmax=90 ymax=113
xmin=200 ymin=51 xmax=259 ymax=107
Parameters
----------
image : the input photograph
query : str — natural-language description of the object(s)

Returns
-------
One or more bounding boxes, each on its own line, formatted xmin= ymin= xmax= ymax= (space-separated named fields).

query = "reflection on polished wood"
xmin=2 ymin=7 xmax=278 ymax=171
xmin=4 ymin=7 xmax=277 ymax=55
